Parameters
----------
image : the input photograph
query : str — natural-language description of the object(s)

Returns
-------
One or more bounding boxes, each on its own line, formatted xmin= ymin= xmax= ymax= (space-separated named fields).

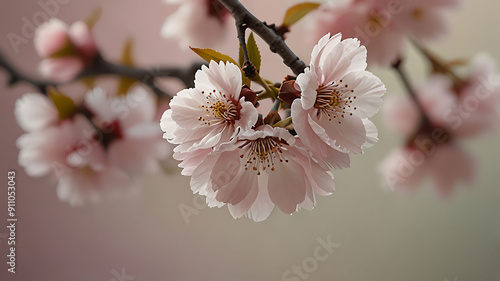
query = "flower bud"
xmin=34 ymin=18 xmax=98 ymax=82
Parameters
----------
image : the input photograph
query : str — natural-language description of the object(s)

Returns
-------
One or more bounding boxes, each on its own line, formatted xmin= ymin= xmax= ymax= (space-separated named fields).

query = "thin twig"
xmin=217 ymin=0 xmax=306 ymax=75
xmin=393 ymin=59 xmax=442 ymax=145
xmin=0 ymin=50 xmax=204 ymax=96
xmin=411 ymin=39 xmax=466 ymax=91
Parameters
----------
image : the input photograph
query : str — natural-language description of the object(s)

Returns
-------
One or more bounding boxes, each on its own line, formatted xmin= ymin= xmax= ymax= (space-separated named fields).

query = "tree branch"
xmin=392 ymin=59 xmax=429 ymax=124
xmin=0 ymin=52 xmax=55 ymax=94
xmin=217 ymin=0 xmax=306 ymax=75
xmin=0 ymin=50 xmax=204 ymax=96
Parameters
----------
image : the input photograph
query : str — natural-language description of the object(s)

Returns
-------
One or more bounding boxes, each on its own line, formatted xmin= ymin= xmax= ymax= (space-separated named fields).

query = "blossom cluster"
xmin=161 ymin=33 xmax=385 ymax=221
xmin=15 ymin=88 xmax=169 ymax=206
xmin=310 ymin=0 xmax=461 ymax=66
xmin=380 ymin=54 xmax=500 ymax=196
xmin=8 ymin=0 xmax=497 ymax=220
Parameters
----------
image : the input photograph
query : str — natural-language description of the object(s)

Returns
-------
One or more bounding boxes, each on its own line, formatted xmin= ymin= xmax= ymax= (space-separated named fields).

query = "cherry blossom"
xmin=190 ymin=125 xmax=338 ymax=222
xmin=160 ymin=61 xmax=259 ymax=175
xmin=291 ymin=33 xmax=385 ymax=156
xmin=14 ymin=93 xmax=59 ymax=132
xmin=15 ymin=87 xmax=169 ymax=205
xmin=444 ymin=54 xmax=500 ymax=138
xmin=310 ymin=0 xmax=460 ymax=66
xmin=383 ymin=75 xmax=456 ymax=136
xmin=380 ymin=53 xmax=499 ymax=195
xmin=34 ymin=18 xmax=97 ymax=82
xmin=380 ymin=143 xmax=476 ymax=197
xmin=161 ymin=0 xmax=230 ymax=48
xmin=384 ymin=54 xmax=500 ymax=139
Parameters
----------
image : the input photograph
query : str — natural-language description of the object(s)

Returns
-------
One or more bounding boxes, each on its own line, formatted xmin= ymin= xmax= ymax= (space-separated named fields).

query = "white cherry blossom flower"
xmin=16 ymin=87 xmax=169 ymax=206
xmin=190 ymin=125 xmax=338 ymax=222
xmin=291 ymin=33 xmax=385 ymax=156
xmin=160 ymin=61 xmax=259 ymax=175
xmin=14 ymin=93 xmax=59 ymax=132
xmin=161 ymin=0 xmax=230 ymax=48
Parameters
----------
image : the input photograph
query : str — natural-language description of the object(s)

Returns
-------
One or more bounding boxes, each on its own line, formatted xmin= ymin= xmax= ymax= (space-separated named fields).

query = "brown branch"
xmin=0 ymin=50 xmax=204 ymax=96
xmin=217 ymin=0 xmax=306 ymax=75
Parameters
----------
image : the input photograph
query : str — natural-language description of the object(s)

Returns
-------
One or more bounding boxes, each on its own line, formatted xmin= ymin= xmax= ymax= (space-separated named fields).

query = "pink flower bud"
xmin=34 ymin=18 xmax=98 ymax=82
xmin=34 ymin=18 xmax=70 ymax=58
xmin=68 ymin=21 xmax=98 ymax=59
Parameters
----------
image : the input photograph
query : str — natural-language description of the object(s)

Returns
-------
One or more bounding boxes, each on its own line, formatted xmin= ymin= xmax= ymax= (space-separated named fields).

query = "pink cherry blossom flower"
xmin=383 ymin=75 xmax=456 ymax=136
xmin=379 ymin=142 xmax=476 ymax=197
xmin=160 ymin=61 xmax=259 ymax=175
xmin=34 ymin=18 xmax=97 ymax=82
xmin=84 ymin=87 xmax=170 ymax=177
xmin=396 ymin=0 xmax=461 ymax=41
xmin=17 ymin=115 xmax=96 ymax=178
xmin=310 ymin=0 xmax=405 ymax=66
xmin=14 ymin=93 xmax=59 ymax=132
xmin=309 ymin=0 xmax=460 ymax=67
xmin=161 ymin=0 xmax=230 ymax=48
xmin=444 ymin=54 xmax=500 ymax=138
xmin=190 ymin=125 xmax=338 ymax=222
xmin=16 ymin=87 xmax=169 ymax=205
xmin=384 ymin=54 xmax=500 ymax=138
xmin=291 ymin=33 xmax=385 ymax=156
xmin=17 ymin=114 xmax=136 ymax=206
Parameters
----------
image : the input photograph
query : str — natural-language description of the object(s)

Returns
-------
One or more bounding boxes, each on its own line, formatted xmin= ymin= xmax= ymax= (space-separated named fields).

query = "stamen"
xmin=241 ymin=137 xmax=288 ymax=175
xmin=197 ymin=89 xmax=241 ymax=125
xmin=314 ymin=81 xmax=356 ymax=121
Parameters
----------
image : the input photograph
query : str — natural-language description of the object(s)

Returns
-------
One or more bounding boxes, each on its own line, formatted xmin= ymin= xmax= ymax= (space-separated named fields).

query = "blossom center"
xmin=314 ymin=80 xmax=356 ymax=123
xmin=198 ymin=89 xmax=241 ymax=125
xmin=212 ymin=101 xmax=228 ymax=118
xmin=240 ymin=137 xmax=288 ymax=175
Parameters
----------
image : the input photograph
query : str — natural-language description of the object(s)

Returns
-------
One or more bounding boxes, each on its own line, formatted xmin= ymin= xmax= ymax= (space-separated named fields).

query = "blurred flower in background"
xmin=380 ymin=53 xmax=500 ymax=196
xmin=34 ymin=18 xmax=97 ymax=81
xmin=161 ymin=0 xmax=231 ymax=48
xmin=309 ymin=0 xmax=461 ymax=66
xmin=15 ymin=87 xmax=170 ymax=206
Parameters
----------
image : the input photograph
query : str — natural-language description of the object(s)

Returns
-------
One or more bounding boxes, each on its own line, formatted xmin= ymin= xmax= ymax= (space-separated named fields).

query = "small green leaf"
xmin=282 ymin=3 xmax=321 ymax=27
xmin=117 ymin=39 xmax=136 ymax=96
xmin=48 ymin=87 xmax=77 ymax=119
xmin=190 ymin=47 xmax=251 ymax=86
xmin=246 ymin=33 xmax=261 ymax=72
xmin=85 ymin=7 xmax=103 ymax=29
xmin=121 ymin=39 xmax=134 ymax=67
xmin=190 ymin=47 xmax=239 ymax=66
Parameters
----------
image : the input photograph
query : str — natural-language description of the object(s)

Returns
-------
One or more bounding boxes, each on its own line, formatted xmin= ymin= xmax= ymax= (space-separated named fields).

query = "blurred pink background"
xmin=1 ymin=0 xmax=499 ymax=280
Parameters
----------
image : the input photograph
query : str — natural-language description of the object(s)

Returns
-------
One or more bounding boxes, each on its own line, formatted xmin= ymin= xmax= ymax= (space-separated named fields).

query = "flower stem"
xmin=411 ymin=39 xmax=466 ymax=91
xmin=255 ymin=75 xmax=277 ymax=99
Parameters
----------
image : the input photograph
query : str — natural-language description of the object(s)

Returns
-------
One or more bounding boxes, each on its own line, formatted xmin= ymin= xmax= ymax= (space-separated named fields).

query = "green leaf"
xmin=48 ymin=87 xmax=77 ymax=119
xmin=282 ymin=3 xmax=321 ymax=27
xmin=190 ymin=47 xmax=250 ymax=86
xmin=85 ymin=7 xmax=103 ymax=29
xmin=190 ymin=47 xmax=239 ymax=66
xmin=117 ymin=39 xmax=136 ymax=96
xmin=121 ymin=39 xmax=134 ymax=67
xmin=246 ymin=32 xmax=261 ymax=72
